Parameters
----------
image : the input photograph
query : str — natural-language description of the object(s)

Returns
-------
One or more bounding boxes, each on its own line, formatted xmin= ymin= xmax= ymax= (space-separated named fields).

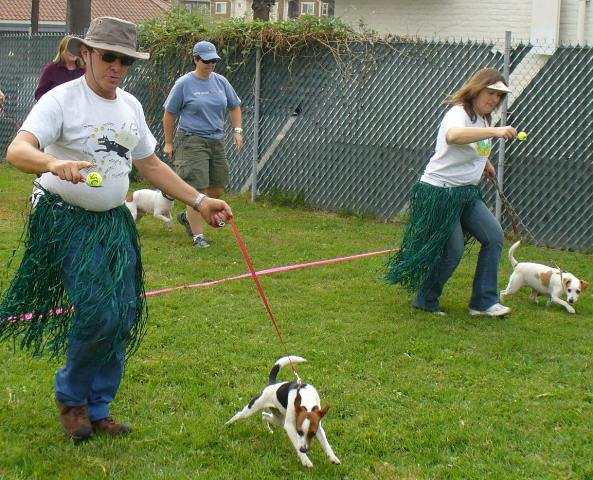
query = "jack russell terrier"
xmin=500 ymin=241 xmax=589 ymax=314
xmin=125 ymin=189 xmax=174 ymax=228
xmin=226 ymin=356 xmax=340 ymax=468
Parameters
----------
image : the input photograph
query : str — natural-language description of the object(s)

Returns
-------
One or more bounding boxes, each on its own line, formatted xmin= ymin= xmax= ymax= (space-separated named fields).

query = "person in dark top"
xmin=34 ymin=35 xmax=85 ymax=101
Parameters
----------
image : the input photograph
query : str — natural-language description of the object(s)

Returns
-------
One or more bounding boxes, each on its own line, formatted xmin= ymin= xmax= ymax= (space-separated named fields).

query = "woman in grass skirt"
xmin=387 ymin=68 xmax=517 ymax=317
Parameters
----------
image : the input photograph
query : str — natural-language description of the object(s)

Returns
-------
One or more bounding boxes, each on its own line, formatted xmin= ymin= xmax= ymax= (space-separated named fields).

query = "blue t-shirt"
xmin=163 ymin=72 xmax=241 ymax=140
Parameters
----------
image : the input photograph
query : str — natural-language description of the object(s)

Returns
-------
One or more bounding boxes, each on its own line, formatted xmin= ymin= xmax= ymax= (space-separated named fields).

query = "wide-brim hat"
xmin=68 ymin=16 xmax=149 ymax=60
xmin=486 ymin=81 xmax=511 ymax=93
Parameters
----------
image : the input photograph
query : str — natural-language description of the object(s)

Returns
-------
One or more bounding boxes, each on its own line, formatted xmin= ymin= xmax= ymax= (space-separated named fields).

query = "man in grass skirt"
xmin=0 ymin=17 xmax=232 ymax=443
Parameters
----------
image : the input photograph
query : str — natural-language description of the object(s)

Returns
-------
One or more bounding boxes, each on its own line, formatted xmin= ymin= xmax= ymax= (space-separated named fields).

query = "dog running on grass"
xmin=500 ymin=241 xmax=589 ymax=314
xmin=226 ymin=356 xmax=341 ymax=468
xmin=125 ymin=189 xmax=174 ymax=228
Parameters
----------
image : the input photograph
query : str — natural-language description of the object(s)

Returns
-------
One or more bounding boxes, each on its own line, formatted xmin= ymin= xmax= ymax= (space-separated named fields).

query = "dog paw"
xmin=330 ymin=455 xmax=341 ymax=465
xmin=301 ymin=459 xmax=314 ymax=468
xmin=567 ymin=306 xmax=576 ymax=314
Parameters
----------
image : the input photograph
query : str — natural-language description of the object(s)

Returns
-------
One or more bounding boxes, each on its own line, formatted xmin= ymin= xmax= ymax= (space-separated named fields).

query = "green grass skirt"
xmin=0 ymin=190 xmax=147 ymax=361
xmin=386 ymin=182 xmax=482 ymax=292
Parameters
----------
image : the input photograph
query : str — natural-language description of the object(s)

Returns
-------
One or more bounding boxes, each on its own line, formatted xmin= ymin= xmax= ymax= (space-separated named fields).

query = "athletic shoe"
xmin=193 ymin=234 xmax=210 ymax=248
xmin=177 ymin=211 xmax=193 ymax=237
xmin=469 ymin=303 xmax=511 ymax=317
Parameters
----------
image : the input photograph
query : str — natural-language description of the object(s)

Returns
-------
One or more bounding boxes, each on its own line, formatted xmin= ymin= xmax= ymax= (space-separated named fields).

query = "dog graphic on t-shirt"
xmin=95 ymin=135 xmax=129 ymax=159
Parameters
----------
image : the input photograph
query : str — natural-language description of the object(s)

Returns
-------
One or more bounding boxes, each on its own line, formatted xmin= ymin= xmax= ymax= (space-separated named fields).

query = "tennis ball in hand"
xmin=517 ymin=131 xmax=528 ymax=141
xmin=86 ymin=172 xmax=103 ymax=187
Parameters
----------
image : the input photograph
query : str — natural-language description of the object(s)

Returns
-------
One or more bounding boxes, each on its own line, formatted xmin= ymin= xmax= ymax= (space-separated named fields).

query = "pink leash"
xmin=144 ymin=248 xmax=394 ymax=297
xmin=4 ymin=248 xmax=394 ymax=323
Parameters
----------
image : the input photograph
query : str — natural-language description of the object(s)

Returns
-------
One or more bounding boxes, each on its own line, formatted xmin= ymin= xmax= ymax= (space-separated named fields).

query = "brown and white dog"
xmin=500 ymin=241 xmax=589 ymax=314
xmin=125 ymin=189 xmax=174 ymax=228
xmin=225 ymin=356 xmax=340 ymax=468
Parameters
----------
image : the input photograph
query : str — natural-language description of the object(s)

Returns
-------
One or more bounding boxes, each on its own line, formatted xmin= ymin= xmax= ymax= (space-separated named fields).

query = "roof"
xmin=0 ymin=0 xmax=171 ymax=25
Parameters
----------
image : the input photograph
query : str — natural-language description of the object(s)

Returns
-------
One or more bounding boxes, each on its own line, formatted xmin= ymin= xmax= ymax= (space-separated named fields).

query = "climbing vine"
xmin=138 ymin=7 xmax=391 ymax=67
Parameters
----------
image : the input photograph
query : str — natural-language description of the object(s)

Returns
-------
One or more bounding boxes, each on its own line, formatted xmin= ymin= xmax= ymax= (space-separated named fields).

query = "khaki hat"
xmin=486 ymin=80 xmax=511 ymax=93
xmin=68 ymin=16 xmax=149 ymax=60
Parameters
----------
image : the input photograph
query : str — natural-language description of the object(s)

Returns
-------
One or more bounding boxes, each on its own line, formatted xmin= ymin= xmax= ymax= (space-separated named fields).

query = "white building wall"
xmin=559 ymin=0 xmax=592 ymax=44
xmin=335 ymin=0 xmax=593 ymax=45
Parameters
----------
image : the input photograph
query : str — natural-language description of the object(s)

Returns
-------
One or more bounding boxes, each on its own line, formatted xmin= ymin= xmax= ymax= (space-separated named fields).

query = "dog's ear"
xmin=294 ymin=389 xmax=303 ymax=411
xmin=581 ymin=280 xmax=589 ymax=291
xmin=563 ymin=277 xmax=572 ymax=288
xmin=319 ymin=404 xmax=331 ymax=418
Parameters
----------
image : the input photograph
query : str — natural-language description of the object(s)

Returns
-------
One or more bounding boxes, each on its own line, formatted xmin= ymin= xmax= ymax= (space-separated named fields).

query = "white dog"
xmin=125 ymin=189 xmax=174 ymax=228
xmin=500 ymin=241 xmax=589 ymax=314
xmin=226 ymin=356 xmax=340 ymax=468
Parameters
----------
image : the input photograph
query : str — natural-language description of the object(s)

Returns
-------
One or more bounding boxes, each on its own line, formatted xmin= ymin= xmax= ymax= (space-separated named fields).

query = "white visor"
xmin=486 ymin=81 xmax=511 ymax=93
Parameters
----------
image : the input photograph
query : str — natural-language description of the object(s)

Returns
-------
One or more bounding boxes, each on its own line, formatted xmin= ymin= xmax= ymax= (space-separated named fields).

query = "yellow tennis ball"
xmin=517 ymin=131 xmax=528 ymax=141
xmin=86 ymin=172 xmax=103 ymax=187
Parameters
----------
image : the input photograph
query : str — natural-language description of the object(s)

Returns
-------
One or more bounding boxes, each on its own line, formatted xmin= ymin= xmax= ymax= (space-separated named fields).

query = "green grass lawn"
xmin=0 ymin=163 xmax=592 ymax=479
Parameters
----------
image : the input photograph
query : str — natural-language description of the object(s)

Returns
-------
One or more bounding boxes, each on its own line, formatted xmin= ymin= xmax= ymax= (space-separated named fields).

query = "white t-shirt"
xmin=21 ymin=77 xmax=157 ymax=212
xmin=420 ymin=105 xmax=492 ymax=187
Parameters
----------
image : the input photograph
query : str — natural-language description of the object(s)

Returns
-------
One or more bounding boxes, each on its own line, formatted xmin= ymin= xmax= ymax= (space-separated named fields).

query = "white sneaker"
xmin=469 ymin=303 xmax=511 ymax=317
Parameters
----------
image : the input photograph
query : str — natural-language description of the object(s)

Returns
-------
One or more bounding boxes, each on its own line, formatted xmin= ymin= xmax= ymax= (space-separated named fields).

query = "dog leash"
xmin=492 ymin=177 xmax=539 ymax=243
xmin=0 ymin=105 xmax=22 ymax=129
xmin=493 ymin=178 xmax=569 ymax=271
xmin=229 ymin=217 xmax=302 ymax=382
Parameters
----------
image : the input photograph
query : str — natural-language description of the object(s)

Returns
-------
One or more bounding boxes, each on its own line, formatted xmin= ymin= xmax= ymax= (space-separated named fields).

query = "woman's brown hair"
xmin=445 ymin=68 xmax=507 ymax=123
xmin=52 ymin=35 xmax=84 ymax=67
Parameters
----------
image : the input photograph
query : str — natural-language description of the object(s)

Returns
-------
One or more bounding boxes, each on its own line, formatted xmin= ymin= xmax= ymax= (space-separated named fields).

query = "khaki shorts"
xmin=173 ymin=131 xmax=229 ymax=190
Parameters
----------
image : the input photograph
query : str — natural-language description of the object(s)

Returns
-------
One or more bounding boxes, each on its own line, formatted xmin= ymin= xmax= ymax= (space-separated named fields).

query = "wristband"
xmin=192 ymin=193 xmax=207 ymax=212
xmin=233 ymin=127 xmax=244 ymax=134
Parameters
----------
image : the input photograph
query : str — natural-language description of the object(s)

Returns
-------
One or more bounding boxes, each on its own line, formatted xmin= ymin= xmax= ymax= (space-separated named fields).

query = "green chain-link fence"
xmin=1 ymin=34 xmax=591 ymax=251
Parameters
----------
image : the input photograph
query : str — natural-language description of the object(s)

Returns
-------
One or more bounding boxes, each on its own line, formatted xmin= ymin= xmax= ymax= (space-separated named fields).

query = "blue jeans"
xmin=55 ymin=237 xmax=137 ymax=422
xmin=413 ymin=199 xmax=504 ymax=312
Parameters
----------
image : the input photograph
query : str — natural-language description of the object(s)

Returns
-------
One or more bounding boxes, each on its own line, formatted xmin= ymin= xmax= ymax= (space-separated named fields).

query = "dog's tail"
xmin=269 ymin=356 xmax=306 ymax=384
xmin=508 ymin=241 xmax=521 ymax=268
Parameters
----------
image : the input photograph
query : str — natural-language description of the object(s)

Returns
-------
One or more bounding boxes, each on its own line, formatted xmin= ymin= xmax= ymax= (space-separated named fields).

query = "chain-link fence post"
xmin=495 ymin=30 xmax=511 ymax=223
xmin=251 ymin=46 xmax=262 ymax=202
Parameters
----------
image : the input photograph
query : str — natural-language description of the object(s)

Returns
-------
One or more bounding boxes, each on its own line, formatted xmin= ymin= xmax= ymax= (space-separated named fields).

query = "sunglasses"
xmin=94 ymin=50 xmax=136 ymax=66
xmin=199 ymin=58 xmax=218 ymax=65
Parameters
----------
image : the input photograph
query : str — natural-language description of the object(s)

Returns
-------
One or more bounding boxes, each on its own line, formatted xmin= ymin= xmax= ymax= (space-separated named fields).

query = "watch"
xmin=192 ymin=193 xmax=207 ymax=212
xmin=233 ymin=127 xmax=244 ymax=134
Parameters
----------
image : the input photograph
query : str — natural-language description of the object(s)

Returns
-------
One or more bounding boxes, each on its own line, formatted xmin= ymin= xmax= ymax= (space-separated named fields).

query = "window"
xmin=301 ymin=2 xmax=315 ymax=15
xmin=215 ymin=2 xmax=227 ymax=14
xmin=180 ymin=0 xmax=211 ymax=15
xmin=321 ymin=2 xmax=329 ymax=16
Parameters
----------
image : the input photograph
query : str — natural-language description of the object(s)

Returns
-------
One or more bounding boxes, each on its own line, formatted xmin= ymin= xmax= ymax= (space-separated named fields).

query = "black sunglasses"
xmin=94 ymin=49 xmax=136 ymax=66
xmin=198 ymin=58 xmax=218 ymax=65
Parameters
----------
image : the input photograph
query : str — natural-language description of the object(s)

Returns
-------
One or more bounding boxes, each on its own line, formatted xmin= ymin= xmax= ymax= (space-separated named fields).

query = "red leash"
xmin=229 ymin=217 xmax=301 ymax=380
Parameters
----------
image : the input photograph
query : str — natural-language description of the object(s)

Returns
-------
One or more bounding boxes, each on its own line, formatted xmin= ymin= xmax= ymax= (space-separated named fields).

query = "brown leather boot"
xmin=56 ymin=400 xmax=93 ymax=442
xmin=91 ymin=417 xmax=132 ymax=436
